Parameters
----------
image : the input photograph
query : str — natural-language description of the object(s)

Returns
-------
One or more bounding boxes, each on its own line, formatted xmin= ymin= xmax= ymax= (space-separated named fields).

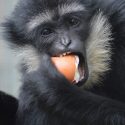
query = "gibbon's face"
xmin=27 ymin=2 xmax=91 ymax=86
xmin=5 ymin=0 xmax=112 ymax=88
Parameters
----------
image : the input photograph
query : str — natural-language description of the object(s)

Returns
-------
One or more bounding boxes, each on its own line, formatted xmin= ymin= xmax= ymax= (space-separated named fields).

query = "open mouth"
xmin=52 ymin=52 xmax=88 ymax=86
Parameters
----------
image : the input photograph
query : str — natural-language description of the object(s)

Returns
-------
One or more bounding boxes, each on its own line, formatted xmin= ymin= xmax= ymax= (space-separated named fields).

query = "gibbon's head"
xmin=3 ymin=0 xmax=112 ymax=88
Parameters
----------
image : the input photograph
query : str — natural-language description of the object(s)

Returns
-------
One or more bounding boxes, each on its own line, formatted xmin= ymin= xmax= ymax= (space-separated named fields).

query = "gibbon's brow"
xmin=27 ymin=10 xmax=53 ymax=32
xmin=27 ymin=3 xmax=85 ymax=32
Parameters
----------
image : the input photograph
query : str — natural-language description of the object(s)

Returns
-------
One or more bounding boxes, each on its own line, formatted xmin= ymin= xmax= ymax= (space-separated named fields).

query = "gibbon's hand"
xmin=35 ymin=53 xmax=70 ymax=85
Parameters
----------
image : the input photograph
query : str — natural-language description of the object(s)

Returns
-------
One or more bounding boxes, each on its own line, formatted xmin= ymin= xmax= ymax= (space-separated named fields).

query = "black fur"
xmin=2 ymin=0 xmax=125 ymax=125
xmin=0 ymin=91 xmax=18 ymax=125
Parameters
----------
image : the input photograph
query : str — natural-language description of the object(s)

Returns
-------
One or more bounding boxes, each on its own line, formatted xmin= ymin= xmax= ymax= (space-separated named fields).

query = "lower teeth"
xmin=74 ymin=56 xmax=81 ymax=83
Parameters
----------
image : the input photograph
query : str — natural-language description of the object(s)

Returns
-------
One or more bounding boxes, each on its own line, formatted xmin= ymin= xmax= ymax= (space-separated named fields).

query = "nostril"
xmin=61 ymin=37 xmax=72 ymax=47
xmin=67 ymin=40 xmax=72 ymax=46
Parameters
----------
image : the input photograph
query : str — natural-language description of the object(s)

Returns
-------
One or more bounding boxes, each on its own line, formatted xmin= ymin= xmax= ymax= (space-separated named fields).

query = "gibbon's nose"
xmin=61 ymin=36 xmax=72 ymax=47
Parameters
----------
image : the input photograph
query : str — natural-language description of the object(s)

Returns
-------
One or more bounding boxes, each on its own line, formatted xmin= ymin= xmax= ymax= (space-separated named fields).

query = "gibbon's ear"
xmin=0 ymin=91 xmax=18 ymax=125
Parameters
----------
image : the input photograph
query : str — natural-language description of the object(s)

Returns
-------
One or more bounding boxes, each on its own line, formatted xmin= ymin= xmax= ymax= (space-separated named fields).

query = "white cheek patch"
xmin=58 ymin=2 xmax=85 ymax=16
xmin=84 ymin=12 xmax=112 ymax=88
xmin=27 ymin=10 xmax=53 ymax=32
xmin=17 ymin=45 xmax=41 ymax=73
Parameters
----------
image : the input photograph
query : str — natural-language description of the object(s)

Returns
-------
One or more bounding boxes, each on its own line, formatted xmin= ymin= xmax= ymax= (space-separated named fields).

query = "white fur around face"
xmin=84 ymin=12 xmax=112 ymax=88
xmin=17 ymin=45 xmax=41 ymax=73
xmin=58 ymin=2 xmax=85 ymax=16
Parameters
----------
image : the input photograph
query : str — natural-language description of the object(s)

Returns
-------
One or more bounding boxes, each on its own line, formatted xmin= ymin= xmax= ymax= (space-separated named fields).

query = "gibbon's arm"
xmin=0 ymin=91 xmax=18 ymax=125
xmin=21 ymin=54 xmax=125 ymax=125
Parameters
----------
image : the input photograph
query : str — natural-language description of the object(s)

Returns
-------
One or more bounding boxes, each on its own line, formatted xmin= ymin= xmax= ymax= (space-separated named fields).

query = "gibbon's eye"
xmin=41 ymin=28 xmax=53 ymax=36
xmin=68 ymin=17 xmax=80 ymax=27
